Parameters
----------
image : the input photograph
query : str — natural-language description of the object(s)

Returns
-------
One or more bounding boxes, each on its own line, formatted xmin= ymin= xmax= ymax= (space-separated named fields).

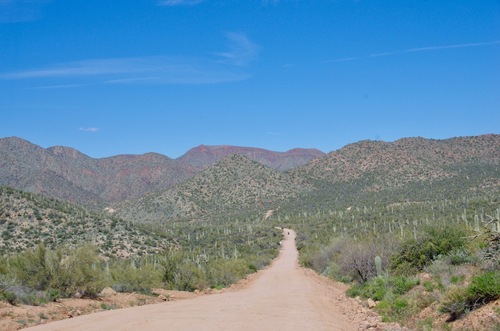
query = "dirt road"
xmin=26 ymin=229 xmax=357 ymax=331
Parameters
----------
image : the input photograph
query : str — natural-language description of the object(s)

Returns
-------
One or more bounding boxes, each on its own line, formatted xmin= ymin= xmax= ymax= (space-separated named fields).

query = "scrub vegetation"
xmin=0 ymin=134 xmax=499 ymax=330
xmin=277 ymin=196 xmax=499 ymax=330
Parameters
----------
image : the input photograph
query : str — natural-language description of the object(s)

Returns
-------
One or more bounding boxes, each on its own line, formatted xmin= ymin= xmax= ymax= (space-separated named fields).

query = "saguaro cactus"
xmin=474 ymin=214 xmax=480 ymax=232
xmin=375 ymin=255 xmax=382 ymax=277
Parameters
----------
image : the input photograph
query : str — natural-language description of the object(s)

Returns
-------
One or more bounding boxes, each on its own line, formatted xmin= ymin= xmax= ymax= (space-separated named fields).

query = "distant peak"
xmin=0 ymin=136 xmax=43 ymax=151
xmin=47 ymin=145 xmax=88 ymax=159
xmin=286 ymin=148 xmax=325 ymax=156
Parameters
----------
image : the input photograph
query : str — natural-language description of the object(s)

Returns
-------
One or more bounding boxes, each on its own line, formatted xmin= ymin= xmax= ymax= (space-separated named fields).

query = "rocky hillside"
xmin=0 ymin=137 xmax=322 ymax=210
xmin=280 ymin=134 xmax=500 ymax=212
xmin=178 ymin=145 xmax=324 ymax=171
xmin=0 ymin=186 xmax=171 ymax=257
xmin=116 ymin=154 xmax=312 ymax=223
xmin=291 ymin=134 xmax=500 ymax=190
xmin=1 ymin=134 xmax=498 ymax=223
xmin=0 ymin=137 xmax=196 ymax=209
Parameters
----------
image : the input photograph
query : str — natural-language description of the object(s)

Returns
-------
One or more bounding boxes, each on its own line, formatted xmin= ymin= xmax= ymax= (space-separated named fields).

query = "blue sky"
xmin=1 ymin=0 xmax=499 ymax=158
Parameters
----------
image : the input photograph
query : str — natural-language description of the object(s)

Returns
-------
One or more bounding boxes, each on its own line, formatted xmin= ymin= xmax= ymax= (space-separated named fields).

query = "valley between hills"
xmin=0 ymin=134 xmax=499 ymax=330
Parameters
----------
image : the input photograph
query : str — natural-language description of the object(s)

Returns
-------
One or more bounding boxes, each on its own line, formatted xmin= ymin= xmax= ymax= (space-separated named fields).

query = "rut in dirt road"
xmin=26 ymin=229 xmax=357 ymax=331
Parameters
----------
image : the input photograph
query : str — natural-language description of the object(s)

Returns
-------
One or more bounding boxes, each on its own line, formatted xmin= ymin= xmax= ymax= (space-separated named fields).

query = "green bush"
xmin=109 ymin=260 xmax=162 ymax=294
xmin=0 ymin=290 xmax=16 ymax=305
xmin=422 ymin=280 xmax=436 ymax=292
xmin=346 ymin=275 xmax=419 ymax=301
xmin=467 ymin=270 xmax=500 ymax=304
xmin=207 ymin=259 xmax=250 ymax=288
xmin=374 ymin=297 xmax=411 ymax=322
xmin=0 ymin=284 xmax=59 ymax=306
xmin=448 ymin=250 xmax=471 ymax=266
xmin=440 ymin=286 xmax=470 ymax=320
xmin=440 ymin=270 xmax=500 ymax=320
xmin=8 ymin=244 xmax=106 ymax=298
xmin=391 ymin=275 xmax=420 ymax=295
xmin=391 ymin=226 xmax=467 ymax=275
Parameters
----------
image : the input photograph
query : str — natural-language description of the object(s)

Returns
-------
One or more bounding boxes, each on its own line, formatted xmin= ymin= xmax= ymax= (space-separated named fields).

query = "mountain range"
xmin=0 ymin=137 xmax=323 ymax=210
xmin=1 ymin=134 xmax=499 ymax=223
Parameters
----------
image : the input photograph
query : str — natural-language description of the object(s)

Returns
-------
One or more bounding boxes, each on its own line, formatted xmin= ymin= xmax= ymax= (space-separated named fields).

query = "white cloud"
xmin=1 ymin=55 xmax=250 ymax=85
xmin=79 ymin=127 xmax=100 ymax=133
xmin=215 ymin=32 xmax=260 ymax=66
xmin=328 ymin=40 xmax=500 ymax=63
xmin=1 ymin=33 xmax=259 ymax=86
xmin=24 ymin=83 xmax=89 ymax=90
xmin=2 ymin=57 xmax=157 ymax=79
xmin=326 ymin=57 xmax=360 ymax=63
xmin=158 ymin=0 xmax=205 ymax=6
xmin=403 ymin=40 xmax=500 ymax=53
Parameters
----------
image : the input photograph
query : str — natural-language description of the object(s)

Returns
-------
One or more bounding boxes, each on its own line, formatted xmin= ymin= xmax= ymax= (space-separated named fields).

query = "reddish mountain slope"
xmin=0 ymin=137 xmax=196 ymax=208
xmin=0 ymin=138 xmax=322 ymax=209
xmin=177 ymin=145 xmax=325 ymax=171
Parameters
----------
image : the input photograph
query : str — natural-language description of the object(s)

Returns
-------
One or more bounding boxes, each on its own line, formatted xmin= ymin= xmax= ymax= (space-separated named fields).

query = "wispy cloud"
xmin=1 ymin=33 xmax=259 ymax=86
xmin=327 ymin=57 xmax=359 ymax=63
xmin=327 ymin=40 xmax=500 ymax=63
xmin=158 ymin=0 xmax=205 ymax=6
xmin=25 ymin=83 xmax=90 ymax=90
xmin=79 ymin=127 xmax=100 ymax=133
xmin=215 ymin=32 xmax=260 ymax=66
xmin=0 ymin=0 xmax=50 ymax=23
xmin=158 ymin=0 xmax=285 ymax=6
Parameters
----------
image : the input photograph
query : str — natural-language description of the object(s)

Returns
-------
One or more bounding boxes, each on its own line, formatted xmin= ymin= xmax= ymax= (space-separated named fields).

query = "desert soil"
xmin=8 ymin=229 xmax=401 ymax=331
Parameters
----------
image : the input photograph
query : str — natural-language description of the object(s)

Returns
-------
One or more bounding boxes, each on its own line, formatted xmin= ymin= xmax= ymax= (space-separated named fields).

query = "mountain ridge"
xmin=115 ymin=154 xmax=312 ymax=223
xmin=0 ymin=136 xmax=324 ymax=209
xmin=115 ymin=134 xmax=499 ymax=223
xmin=178 ymin=144 xmax=325 ymax=171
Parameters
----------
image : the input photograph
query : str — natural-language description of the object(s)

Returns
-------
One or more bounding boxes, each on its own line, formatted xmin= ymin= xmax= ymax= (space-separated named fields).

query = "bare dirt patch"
xmin=0 ymin=289 xmax=197 ymax=331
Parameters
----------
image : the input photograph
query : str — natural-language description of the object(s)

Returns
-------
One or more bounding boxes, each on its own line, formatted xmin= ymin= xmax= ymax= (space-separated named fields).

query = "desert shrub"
xmin=207 ymin=259 xmax=250 ymax=288
xmin=479 ymin=232 xmax=500 ymax=271
xmin=306 ymin=233 xmax=400 ymax=283
xmin=297 ymin=244 xmax=316 ymax=269
xmin=8 ymin=244 xmax=52 ymax=291
xmin=339 ymin=241 xmax=378 ymax=283
xmin=391 ymin=275 xmax=420 ymax=295
xmin=363 ymin=278 xmax=388 ymax=301
xmin=346 ymin=275 xmax=419 ymax=300
xmin=467 ymin=270 xmax=500 ymax=304
xmin=160 ymin=251 xmax=205 ymax=291
xmin=425 ymin=257 xmax=471 ymax=288
xmin=440 ymin=270 xmax=500 ymax=320
xmin=422 ymin=280 xmax=436 ymax=292
xmin=391 ymin=225 xmax=468 ymax=275
xmin=309 ymin=237 xmax=349 ymax=274
xmin=171 ymin=262 xmax=204 ymax=291
xmin=447 ymin=250 xmax=471 ymax=266
xmin=53 ymin=245 xmax=106 ymax=297
xmin=375 ymin=297 xmax=411 ymax=322
xmin=109 ymin=260 xmax=162 ymax=294
xmin=338 ymin=235 xmax=400 ymax=283
xmin=8 ymin=244 xmax=106 ymax=298
xmin=0 ymin=289 xmax=17 ymax=305
xmin=0 ymin=282 xmax=60 ymax=306
xmin=0 ymin=256 xmax=8 ymax=275
xmin=440 ymin=286 xmax=470 ymax=320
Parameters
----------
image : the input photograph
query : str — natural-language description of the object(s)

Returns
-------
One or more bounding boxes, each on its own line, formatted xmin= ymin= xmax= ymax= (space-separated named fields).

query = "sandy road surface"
xmin=26 ymin=229 xmax=356 ymax=331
